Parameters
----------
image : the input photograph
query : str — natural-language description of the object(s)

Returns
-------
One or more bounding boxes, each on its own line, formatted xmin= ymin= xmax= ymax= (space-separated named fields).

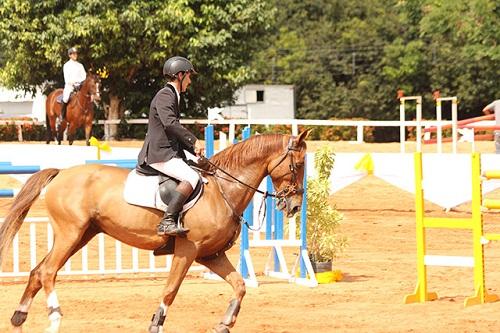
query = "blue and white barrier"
xmin=204 ymin=125 xmax=317 ymax=287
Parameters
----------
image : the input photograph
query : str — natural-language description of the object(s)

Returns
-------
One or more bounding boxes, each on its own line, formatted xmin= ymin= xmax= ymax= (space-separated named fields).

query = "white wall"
xmin=219 ymin=84 xmax=295 ymax=119
xmin=0 ymin=88 xmax=46 ymax=121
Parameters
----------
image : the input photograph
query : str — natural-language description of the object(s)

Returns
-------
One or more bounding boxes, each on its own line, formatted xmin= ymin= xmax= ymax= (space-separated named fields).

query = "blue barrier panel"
xmin=240 ymin=126 xmax=252 ymax=278
xmin=205 ymin=124 xmax=214 ymax=158
xmin=85 ymin=160 xmax=136 ymax=169
xmin=0 ymin=165 xmax=40 ymax=174
xmin=265 ymin=177 xmax=273 ymax=240
xmin=299 ymin=155 xmax=308 ymax=278
xmin=0 ymin=189 xmax=15 ymax=197
xmin=0 ymin=162 xmax=12 ymax=165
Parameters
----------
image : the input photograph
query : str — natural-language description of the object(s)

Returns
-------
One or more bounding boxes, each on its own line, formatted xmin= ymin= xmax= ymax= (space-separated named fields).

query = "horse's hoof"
xmin=211 ymin=324 xmax=230 ymax=333
xmin=148 ymin=325 xmax=164 ymax=333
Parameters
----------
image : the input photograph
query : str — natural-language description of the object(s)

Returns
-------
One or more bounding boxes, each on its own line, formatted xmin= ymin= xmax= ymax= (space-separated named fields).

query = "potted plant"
xmin=305 ymin=145 xmax=347 ymax=278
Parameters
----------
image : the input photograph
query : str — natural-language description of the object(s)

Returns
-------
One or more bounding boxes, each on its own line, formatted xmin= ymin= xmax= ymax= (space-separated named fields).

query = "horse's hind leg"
xmin=10 ymin=225 xmax=97 ymax=333
xmin=148 ymin=241 xmax=197 ymax=333
xmin=46 ymin=115 xmax=57 ymax=145
xmin=197 ymin=254 xmax=246 ymax=333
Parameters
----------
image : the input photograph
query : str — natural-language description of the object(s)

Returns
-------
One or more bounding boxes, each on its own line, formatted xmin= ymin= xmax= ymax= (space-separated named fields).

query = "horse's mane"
xmin=210 ymin=133 xmax=286 ymax=170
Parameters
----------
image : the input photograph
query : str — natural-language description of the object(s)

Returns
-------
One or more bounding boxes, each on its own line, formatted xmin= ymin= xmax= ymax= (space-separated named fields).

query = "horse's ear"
xmin=297 ymin=129 xmax=311 ymax=144
xmin=290 ymin=129 xmax=311 ymax=150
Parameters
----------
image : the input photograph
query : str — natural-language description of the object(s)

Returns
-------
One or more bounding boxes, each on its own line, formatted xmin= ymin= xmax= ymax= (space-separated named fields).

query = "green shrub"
xmin=305 ymin=145 xmax=347 ymax=262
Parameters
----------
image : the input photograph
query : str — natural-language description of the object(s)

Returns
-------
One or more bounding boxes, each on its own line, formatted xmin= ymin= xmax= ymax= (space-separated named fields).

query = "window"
xmin=256 ymin=90 xmax=264 ymax=102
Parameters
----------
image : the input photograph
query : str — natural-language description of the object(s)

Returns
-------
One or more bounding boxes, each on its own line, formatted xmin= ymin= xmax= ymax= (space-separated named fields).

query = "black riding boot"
xmin=60 ymin=102 xmax=68 ymax=120
xmin=157 ymin=182 xmax=193 ymax=236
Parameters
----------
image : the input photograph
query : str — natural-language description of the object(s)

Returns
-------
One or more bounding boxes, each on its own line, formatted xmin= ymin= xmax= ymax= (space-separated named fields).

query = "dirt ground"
xmin=2 ymin=140 xmax=500 ymax=332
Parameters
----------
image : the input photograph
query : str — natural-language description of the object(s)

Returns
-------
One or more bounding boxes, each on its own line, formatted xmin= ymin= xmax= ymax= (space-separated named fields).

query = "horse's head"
xmin=268 ymin=130 xmax=310 ymax=218
xmin=86 ymin=71 xmax=102 ymax=103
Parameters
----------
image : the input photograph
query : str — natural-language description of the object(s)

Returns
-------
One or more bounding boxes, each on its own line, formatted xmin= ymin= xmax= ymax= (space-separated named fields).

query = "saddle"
xmin=123 ymin=169 xmax=204 ymax=213
xmin=123 ymin=167 xmax=205 ymax=256
xmin=56 ymin=83 xmax=82 ymax=104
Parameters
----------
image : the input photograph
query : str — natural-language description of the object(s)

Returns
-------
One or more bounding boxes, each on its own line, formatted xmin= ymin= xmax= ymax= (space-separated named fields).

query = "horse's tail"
xmin=0 ymin=168 xmax=60 ymax=265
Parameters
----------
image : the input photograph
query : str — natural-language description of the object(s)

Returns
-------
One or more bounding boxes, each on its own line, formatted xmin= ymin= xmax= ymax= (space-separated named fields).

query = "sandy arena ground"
xmin=1 ymin=140 xmax=500 ymax=332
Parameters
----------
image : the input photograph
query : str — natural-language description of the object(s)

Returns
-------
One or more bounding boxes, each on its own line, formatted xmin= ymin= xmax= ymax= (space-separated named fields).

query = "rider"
xmin=61 ymin=47 xmax=86 ymax=120
xmin=136 ymin=56 xmax=205 ymax=236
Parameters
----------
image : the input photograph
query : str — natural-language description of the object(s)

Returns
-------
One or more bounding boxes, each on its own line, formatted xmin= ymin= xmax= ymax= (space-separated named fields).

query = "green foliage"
xmin=0 ymin=0 xmax=275 ymax=119
xmin=251 ymin=0 xmax=499 ymax=141
xmin=305 ymin=145 xmax=347 ymax=262
xmin=1 ymin=0 xmax=498 ymax=142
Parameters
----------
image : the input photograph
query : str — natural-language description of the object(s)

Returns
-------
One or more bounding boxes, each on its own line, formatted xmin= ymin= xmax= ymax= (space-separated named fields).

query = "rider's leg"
xmin=150 ymin=159 xmax=199 ymax=236
xmin=61 ymin=85 xmax=72 ymax=120
xmin=158 ymin=180 xmax=194 ymax=235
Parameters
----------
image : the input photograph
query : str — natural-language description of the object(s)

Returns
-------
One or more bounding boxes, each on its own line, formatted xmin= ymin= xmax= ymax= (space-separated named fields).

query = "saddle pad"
xmin=56 ymin=95 xmax=63 ymax=104
xmin=123 ymin=169 xmax=202 ymax=212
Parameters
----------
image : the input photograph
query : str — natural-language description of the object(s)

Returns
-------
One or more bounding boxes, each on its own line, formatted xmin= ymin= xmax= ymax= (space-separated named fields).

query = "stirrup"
xmin=157 ymin=218 xmax=189 ymax=237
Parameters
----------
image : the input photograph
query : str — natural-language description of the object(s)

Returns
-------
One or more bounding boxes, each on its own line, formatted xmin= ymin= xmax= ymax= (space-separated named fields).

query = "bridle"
xmin=205 ymin=136 xmax=304 ymax=200
xmin=72 ymin=75 xmax=100 ymax=112
xmin=202 ymin=136 xmax=305 ymax=229
xmin=267 ymin=138 xmax=304 ymax=205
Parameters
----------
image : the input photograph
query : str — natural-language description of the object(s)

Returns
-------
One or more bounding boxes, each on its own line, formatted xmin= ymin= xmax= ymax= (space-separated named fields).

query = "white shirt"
xmin=167 ymin=82 xmax=180 ymax=104
xmin=63 ymin=59 xmax=86 ymax=85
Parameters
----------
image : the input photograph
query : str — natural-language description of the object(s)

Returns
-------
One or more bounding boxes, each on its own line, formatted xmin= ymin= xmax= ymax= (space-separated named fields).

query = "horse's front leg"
xmin=197 ymin=253 xmax=246 ymax=333
xmin=66 ymin=122 xmax=78 ymax=145
xmin=84 ymin=112 xmax=93 ymax=146
xmin=57 ymin=120 xmax=67 ymax=145
xmin=149 ymin=240 xmax=197 ymax=333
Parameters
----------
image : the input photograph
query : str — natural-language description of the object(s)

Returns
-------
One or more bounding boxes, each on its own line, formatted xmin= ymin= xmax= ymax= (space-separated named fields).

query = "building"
xmin=209 ymin=84 xmax=295 ymax=120
xmin=0 ymin=87 xmax=46 ymax=121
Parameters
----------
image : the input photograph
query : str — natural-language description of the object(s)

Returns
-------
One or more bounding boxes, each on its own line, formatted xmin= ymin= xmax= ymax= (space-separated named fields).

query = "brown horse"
xmin=0 ymin=131 xmax=309 ymax=333
xmin=45 ymin=72 xmax=101 ymax=146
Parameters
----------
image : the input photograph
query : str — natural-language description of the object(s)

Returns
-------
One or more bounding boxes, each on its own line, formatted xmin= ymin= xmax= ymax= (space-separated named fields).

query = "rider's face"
xmin=180 ymin=72 xmax=191 ymax=93
xmin=69 ymin=53 xmax=78 ymax=61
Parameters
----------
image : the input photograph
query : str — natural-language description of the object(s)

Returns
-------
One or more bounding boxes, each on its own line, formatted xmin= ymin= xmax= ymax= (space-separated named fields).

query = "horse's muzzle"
xmin=285 ymin=199 xmax=302 ymax=217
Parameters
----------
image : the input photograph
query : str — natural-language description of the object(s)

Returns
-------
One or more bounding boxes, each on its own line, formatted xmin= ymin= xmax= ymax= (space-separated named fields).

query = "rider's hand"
xmin=194 ymin=140 xmax=205 ymax=157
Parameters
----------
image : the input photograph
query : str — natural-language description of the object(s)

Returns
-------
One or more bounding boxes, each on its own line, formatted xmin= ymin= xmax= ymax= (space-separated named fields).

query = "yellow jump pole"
xmin=464 ymin=153 xmax=499 ymax=306
xmin=404 ymin=152 xmax=437 ymax=304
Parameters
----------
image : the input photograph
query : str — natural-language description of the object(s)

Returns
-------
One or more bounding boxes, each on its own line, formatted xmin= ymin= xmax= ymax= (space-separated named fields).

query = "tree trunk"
xmin=106 ymin=93 xmax=123 ymax=140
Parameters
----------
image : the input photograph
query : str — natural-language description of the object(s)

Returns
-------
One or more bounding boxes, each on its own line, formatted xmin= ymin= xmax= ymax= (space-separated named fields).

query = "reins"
xmin=199 ymin=137 xmax=304 ymax=231
xmin=70 ymin=77 xmax=98 ymax=113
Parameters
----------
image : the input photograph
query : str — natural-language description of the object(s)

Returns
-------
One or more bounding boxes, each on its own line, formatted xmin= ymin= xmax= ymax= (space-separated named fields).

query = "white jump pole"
xmin=434 ymin=92 xmax=458 ymax=153
xmin=435 ymin=98 xmax=443 ymax=153
xmin=399 ymin=93 xmax=422 ymax=153
xmin=451 ymin=97 xmax=458 ymax=154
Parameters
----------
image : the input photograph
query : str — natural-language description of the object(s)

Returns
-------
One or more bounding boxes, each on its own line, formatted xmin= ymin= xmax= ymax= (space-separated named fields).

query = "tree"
xmin=0 ymin=0 xmax=275 ymax=138
xmin=252 ymin=0 xmax=499 ymax=142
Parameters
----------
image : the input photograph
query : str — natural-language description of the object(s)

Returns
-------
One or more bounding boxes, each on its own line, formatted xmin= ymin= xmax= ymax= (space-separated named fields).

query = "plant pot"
xmin=310 ymin=261 xmax=342 ymax=284
xmin=311 ymin=261 xmax=332 ymax=273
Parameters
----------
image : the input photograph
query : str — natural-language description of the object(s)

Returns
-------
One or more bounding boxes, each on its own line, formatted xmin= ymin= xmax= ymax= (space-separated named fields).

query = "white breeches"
xmin=150 ymin=158 xmax=199 ymax=189
xmin=62 ymin=84 xmax=74 ymax=103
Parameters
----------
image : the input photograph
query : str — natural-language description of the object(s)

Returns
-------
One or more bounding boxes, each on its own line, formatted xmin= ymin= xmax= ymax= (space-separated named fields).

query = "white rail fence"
xmin=0 ymin=118 xmax=459 ymax=152
xmin=0 ymin=217 xmax=205 ymax=278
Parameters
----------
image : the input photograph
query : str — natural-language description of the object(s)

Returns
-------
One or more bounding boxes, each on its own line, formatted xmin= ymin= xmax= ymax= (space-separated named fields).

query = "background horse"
xmin=0 ymin=131 xmax=309 ymax=333
xmin=45 ymin=72 xmax=101 ymax=146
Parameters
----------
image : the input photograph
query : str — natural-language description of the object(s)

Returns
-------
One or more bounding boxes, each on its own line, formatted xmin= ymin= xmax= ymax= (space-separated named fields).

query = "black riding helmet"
xmin=67 ymin=47 xmax=78 ymax=56
xmin=163 ymin=56 xmax=197 ymax=79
